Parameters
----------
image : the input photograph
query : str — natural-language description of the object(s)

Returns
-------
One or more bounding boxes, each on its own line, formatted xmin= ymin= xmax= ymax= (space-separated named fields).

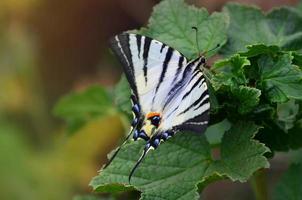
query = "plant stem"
xmin=250 ymin=169 xmax=268 ymax=200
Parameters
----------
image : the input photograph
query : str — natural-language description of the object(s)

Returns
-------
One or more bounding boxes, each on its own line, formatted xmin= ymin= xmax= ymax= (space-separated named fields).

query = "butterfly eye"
xmin=200 ymin=57 xmax=206 ymax=64
xmin=150 ymin=116 xmax=161 ymax=127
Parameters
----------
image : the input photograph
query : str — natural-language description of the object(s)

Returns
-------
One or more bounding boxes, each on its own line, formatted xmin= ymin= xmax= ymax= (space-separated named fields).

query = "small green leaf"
xmin=239 ymin=44 xmax=280 ymax=58
xmin=273 ymin=163 xmax=302 ymax=200
xmin=257 ymin=53 xmax=302 ymax=103
xmin=212 ymin=54 xmax=250 ymax=90
xmin=221 ymin=3 xmax=302 ymax=55
xmin=231 ymin=86 xmax=261 ymax=114
xmin=205 ymin=121 xmax=270 ymax=182
xmin=141 ymin=0 xmax=229 ymax=59
xmin=276 ymin=100 xmax=299 ymax=131
xmin=53 ymin=86 xmax=112 ymax=133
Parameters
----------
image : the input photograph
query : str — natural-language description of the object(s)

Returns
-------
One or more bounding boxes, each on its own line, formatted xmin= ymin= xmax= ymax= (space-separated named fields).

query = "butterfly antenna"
xmin=204 ymin=44 xmax=221 ymax=57
xmin=192 ymin=26 xmax=201 ymax=55
xmin=129 ymin=144 xmax=151 ymax=184
xmin=103 ymin=127 xmax=134 ymax=169
xmin=192 ymin=27 xmax=221 ymax=57
xmin=202 ymin=68 xmax=212 ymax=81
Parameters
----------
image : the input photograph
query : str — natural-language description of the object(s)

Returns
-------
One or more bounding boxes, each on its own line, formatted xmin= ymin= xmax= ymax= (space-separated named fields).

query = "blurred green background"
xmin=0 ymin=0 xmax=300 ymax=199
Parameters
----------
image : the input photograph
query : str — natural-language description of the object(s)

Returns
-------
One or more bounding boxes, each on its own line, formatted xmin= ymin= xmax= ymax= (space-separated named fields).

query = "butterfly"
xmin=106 ymin=32 xmax=210 ymax=183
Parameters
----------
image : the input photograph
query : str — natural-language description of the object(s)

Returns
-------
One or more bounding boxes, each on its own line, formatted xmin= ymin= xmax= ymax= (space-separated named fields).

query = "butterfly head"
xmin=143 ymin=112 xmax=161 ymax=137
xmin=199 ymin=56 xmax=206 ymax=65
xmin=146 ymin=112 xmax=161 ymax=127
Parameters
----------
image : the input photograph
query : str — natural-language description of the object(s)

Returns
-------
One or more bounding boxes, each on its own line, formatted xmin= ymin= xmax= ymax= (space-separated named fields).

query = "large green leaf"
xmin=90 ymin=122 xmax=269 ymax=199
xmin=91 ymin=133 xmax=212 ymax=200
xmin=140 ymin=0 xmax=229 ymax=59
xmin=257 ymin=53 xmax=302 ymax=103
xmin=273 ymin=163 xmax=302 ymax=200
xmin=53 ymin=86 xmax=113 ymax=133
xmin=204 ymin=122 xmax=269 ymax=182
xmin=221 ymin=3 xmax=302 ymax=55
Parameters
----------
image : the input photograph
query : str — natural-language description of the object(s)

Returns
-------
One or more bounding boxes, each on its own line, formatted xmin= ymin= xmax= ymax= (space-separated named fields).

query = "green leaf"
xmin=239 ymin=44 xmax=281 ymax=58
xmin=276 ymin=100 xmax=300 ymax=131
xmin=91 ymin=134 xmax=212 ymax=200
xmin=90 ymin=122 xmax=269 ymax=199
xmin=140 ymin=0 xmax=229 ymax=59
xmin=221 ymin=3 xmax=302 ymax=55
xmin=257 ymin=53 xmax=302 ymax=103
xmin=113 ymin=76 xmax=131 ymax=118
xmin=205 ymin=119 xmax=230 ymax=146
xmin=256 ymin=118 xmax=302 ymax=152
xmin=292 ymin=51 xmax=302 ymax=68
xmin=205 ymin=122 xmax=270 ymax=182
xmin=231 ymin=86 xmax=261 ymax=114
xmin=53 ymin=86 xmax=113 ymax=133
xmin=273 ymin=163 xmax=302 ymax=200
xmin=212 ymin=54 xmax=250 ymax=90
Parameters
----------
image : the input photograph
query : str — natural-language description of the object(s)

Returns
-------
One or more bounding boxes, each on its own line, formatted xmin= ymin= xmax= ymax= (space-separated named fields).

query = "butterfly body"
xmin=108 ymin=33 xmax=210 ymax=182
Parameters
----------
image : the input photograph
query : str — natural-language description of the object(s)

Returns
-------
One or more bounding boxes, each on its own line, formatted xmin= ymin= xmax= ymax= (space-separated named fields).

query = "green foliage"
xmin=90 ymin=122 xmax=268 ymax=200
xmin=221 ymin=3 xmax=302 ymax=55
xmin=113 ymin=76 xmax=131 ymax=118
xmin=53 ymin=86 xmax=113 ymax=133
xmin=204 ymin=122 xmax=269 ymax=182
xmin=140 ymin=0 xmax=229 ymax=59
xmin=273 ymin=163 xmax=302 ymax=200
xmin=53 ymin=0 xmax=302 ymax=199
xmin=257 ymin=53 xmax=302 ymax=103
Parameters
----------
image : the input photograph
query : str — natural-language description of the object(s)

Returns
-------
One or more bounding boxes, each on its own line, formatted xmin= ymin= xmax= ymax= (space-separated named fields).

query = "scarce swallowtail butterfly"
xmin=106 ymin=32 xmax=210 ymax=183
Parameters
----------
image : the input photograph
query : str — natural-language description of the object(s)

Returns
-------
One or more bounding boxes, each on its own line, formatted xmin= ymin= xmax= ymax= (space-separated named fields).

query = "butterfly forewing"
xmin=110 ymin=33 xmax=188 ymax=116
xmin=161 ymin=58 xmax=210 ymax=133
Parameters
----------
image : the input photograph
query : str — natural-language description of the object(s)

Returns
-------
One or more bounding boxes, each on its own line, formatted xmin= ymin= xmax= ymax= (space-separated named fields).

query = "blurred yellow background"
xmin=0 ymin=0 xmax=299 ymax=199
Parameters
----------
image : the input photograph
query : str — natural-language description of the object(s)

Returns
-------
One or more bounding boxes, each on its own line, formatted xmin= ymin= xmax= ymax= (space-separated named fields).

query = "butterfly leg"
xmin=133 ymin=129 xmax=149 ymax=141
xmin=161 ymin=130 xmax=175 ymax=141
xmin=148 ymin=130 xmax=175 ymax=149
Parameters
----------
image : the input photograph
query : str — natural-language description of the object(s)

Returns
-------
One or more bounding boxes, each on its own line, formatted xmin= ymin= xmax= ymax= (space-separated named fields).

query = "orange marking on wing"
xmin=146 ymin=112 xmax=161 ymax=119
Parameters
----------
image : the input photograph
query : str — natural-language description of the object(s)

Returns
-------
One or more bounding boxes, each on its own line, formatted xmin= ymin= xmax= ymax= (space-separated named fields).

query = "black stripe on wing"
xmin=175 ymin=110 xmax=209 ymax=133
xmin=162 ymin=57 xmax=203 ymax=111
xmin=178 ymin=90 xmax=209 ymax=116
xmin=156 ymin=47 xmax=174 ymax=93
xmin=136 ymin=35 xmax=141 ymax=58
xmin=151 ymin=47 xmax=174 ymax=105
xmin=181 ymin=75 xmax=204 ymax=101
xmin=110 ymin=34 xmax=138 ymax=98
xmin=143 ymin=37 xmax=152 ymax=85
